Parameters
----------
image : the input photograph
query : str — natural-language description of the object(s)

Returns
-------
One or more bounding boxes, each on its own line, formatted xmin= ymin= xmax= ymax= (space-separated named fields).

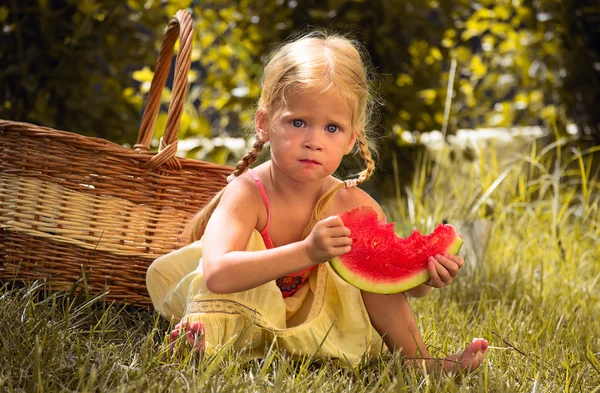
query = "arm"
xmin=201 ymin=177 xmax=310 ymax=293
xmin=202 ymin=177 xmax=351 ymax=294
xmin=406 ymin=284 xmax=432 ymax=298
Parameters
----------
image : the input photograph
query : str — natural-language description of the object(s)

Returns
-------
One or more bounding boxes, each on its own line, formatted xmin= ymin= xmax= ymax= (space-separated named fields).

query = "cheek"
xmin=275 ymin=131 xmax=298 ymax=147
xmin=269 ymin=134 xmax=295 ymax=157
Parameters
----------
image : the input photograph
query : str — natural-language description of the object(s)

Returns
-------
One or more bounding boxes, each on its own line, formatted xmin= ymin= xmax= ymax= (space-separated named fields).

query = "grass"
xmin=1 ymin=136 xmax=600 ymax=392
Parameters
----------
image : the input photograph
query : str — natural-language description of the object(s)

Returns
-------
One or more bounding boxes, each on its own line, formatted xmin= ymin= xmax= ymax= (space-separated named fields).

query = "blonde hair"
xmin=182 ymin=31 xmax=379 ymax=244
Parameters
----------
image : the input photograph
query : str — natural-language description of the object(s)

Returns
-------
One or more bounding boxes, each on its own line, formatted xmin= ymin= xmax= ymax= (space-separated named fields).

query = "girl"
xmin=146 ymin=31 xmax=488 ymax=373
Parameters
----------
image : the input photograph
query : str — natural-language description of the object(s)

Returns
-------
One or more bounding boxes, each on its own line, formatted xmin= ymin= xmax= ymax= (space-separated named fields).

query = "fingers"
xmin=307 ymin=216 xmax=354 ymax=262
xmin=316 ymin=216 xmax=352 ymax=239
xmin=427 ymin=258 xmax=442 ymax=287
xmin=325 ymin=222 xmax=352 ymax=254
xmin=319 ymin=215 xmax=345 ymax=228
xmin=435 ymin=254 xmax=463 ymax=278
xmin=428 ymin=256 xmax=452 ymax=286
xmin=333 ymin=245 xmax=352 ymax=255
xmin=329 ymin=235 xmax=352 ymax=247
xmin=329 ymin=226 xmax=351 ymax=239
xmin=325 ymin=228 xmax=352 ymax=255
xmin=426 ymin=254 xmax=464 ymax=287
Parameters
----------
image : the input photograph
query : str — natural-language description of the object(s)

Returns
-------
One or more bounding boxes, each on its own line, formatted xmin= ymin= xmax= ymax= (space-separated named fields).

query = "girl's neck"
xmin=267 ymin=161 xmax=329 ymax=202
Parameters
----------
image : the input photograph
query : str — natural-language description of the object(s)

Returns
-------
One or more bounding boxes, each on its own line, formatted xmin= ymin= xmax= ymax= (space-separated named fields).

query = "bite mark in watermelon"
xmin=329 ymin=206 xmax=463 ymax=294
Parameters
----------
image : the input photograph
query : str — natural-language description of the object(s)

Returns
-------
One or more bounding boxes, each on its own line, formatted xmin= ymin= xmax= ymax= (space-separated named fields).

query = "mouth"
xmin=299 ymin=159 xmax=321 ymax=165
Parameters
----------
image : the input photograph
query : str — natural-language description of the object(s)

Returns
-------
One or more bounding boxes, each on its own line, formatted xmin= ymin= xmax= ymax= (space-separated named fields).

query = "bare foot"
xmin=169 ymin=321 xmax=205 ymax=353
xmin=443 ymin=338 xmax=489 ymax=374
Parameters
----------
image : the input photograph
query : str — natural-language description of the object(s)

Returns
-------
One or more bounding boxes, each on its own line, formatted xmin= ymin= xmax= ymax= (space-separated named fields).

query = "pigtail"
xmin=180 ymin=137 xmax=265 ymax=244
xmin=355 ymin=132 xmax=375 ymax=185
xmin=230 ymin=137 xmax=265 ymax=179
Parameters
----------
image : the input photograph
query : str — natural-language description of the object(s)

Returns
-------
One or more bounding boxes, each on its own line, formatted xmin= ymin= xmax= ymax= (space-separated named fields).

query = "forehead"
xmin=281 ymin=88 xmax=353 ymax=122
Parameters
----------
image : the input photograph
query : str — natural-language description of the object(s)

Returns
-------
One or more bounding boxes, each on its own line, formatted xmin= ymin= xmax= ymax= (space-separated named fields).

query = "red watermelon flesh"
xmin=329 ymin=206 xmax=463 ymax=294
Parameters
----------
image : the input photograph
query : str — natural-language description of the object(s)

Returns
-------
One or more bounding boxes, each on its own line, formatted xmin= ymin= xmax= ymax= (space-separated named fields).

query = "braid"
xmin=230 ymin=137 xmax=265 ymax=179
xmin=355 ymin=132 xmax=375 ymax=185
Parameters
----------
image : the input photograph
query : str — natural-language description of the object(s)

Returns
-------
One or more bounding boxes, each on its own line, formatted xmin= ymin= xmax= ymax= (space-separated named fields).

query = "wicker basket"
xmin=0 ymin=10 xmax=231 ymax=306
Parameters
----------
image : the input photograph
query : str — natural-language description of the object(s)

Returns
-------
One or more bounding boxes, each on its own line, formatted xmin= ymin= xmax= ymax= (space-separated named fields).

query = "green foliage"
xmin=2 ymin=0 xmax=597 ymax=156
xmin=148 ymin=0 xmax=585 ymax=140
xmin=122 ymin=0 xmax=597 ymax=169
xmin=0 ymin=0 xmax=165 ymax=145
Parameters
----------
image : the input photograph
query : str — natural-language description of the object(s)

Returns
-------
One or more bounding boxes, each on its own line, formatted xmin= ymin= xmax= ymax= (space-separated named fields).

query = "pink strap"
xmin=247 ymin=168 xmax=271 ymax=234
xmin=247 ymin=168 xmax=316 ymax=297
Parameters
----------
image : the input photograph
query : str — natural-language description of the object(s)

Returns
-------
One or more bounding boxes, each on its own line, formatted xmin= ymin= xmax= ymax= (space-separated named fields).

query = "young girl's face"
xmin=257 ymin=88 xmax=357 ymax=183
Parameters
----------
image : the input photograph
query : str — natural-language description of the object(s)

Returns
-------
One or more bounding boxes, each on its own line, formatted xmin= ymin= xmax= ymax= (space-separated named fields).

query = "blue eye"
xmin=292 ymin=119 xmax=305 ymax=128
xmin=326 ymin=124 xmax=339 ymax=133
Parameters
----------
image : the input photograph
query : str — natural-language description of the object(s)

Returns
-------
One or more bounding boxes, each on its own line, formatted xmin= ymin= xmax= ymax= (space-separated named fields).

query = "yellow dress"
xmin=146 ymin=229 xmax=384 ymax=365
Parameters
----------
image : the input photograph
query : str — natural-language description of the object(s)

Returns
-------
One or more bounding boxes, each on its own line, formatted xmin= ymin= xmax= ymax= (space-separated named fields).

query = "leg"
xmin=361 ymin=291 xmax=488 ymax=374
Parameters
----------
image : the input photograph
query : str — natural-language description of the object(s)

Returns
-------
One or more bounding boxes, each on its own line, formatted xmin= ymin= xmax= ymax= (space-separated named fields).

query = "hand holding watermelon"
xmin=302 ymin=215 xmax=353 ymax=264
xmin=425 ymin=253 xmax=464 ymax=288
xmin=329 ymin=206 xmax=463 ymax=294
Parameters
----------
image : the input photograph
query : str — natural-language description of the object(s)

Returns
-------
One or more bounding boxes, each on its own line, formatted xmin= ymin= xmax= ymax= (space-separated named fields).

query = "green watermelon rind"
xmin=329 ymin=232 xmax=463 ymax=295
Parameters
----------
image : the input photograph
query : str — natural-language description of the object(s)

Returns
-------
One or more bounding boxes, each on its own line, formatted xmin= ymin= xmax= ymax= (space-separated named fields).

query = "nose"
xmin=303 ymin=129 xmax=324 ymax=151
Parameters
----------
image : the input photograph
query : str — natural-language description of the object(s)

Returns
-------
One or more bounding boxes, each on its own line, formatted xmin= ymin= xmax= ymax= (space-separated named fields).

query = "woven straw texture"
xmin=0 ymin=10 xmax=231 ymax=306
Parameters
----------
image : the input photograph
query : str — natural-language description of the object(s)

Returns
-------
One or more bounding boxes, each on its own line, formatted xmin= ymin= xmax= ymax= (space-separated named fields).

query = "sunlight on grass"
xmin=1 ymin=136 xmax=599 ymax=392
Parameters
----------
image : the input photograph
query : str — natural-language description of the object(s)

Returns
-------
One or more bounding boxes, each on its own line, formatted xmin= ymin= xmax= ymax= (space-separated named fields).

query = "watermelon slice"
xmin=329 ymin=206 xmax=463 ymax=294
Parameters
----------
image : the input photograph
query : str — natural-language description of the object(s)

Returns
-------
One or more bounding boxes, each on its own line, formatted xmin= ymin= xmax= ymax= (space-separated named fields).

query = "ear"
xmin=344 ymin=131 xmax=358 ymax=155
xmin=255 ymin=110 xmax=269 ymax=143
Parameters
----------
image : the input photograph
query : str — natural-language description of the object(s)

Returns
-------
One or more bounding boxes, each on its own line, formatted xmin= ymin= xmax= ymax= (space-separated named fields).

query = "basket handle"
xmin=135 ymin=9 xmax=193 ymax=170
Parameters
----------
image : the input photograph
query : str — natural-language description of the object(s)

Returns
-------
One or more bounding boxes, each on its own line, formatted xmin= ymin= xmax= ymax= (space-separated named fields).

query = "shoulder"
xmin=201 ymin=171 xmax=265 ymax=259
xmin=218 ymin=171 xmax=264 ymax=217
xmin=329 ymin=184 xmax=386 ymax=220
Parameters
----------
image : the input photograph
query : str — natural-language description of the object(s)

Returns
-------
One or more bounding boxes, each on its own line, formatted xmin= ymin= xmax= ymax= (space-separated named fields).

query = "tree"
xmin=2 ymin=0 xmax=596 ymax=150
xmin=0 ymin=0 xmax=165 ymax=144
xmin=147 ymin=0 xmax=583 ymax=148
xmin=560 ymin=0 xmax=600 ymax=140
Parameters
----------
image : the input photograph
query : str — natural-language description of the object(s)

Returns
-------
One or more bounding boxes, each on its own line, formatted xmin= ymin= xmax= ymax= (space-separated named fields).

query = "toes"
xmin=180 ymin=321 xmax=206 ymax=350
xmin=469 ymin=352 xmax=484 ymax=371
xmin=170 ymin=323 xmax=184 ymax=343
xmin=169 ymin=321 xmax=206 ymax=352
xmin=190 ymin=321 xmax=205 ymax=335
xmin=186 ymin=332 xmax=197 ymax=348
xmin=470 ymin=338 xmax=489 ymax=353
xmin=189 ymin=321 xmax=206 ymax=350
xmin=462 ymin=339 xmax=488 ymax=371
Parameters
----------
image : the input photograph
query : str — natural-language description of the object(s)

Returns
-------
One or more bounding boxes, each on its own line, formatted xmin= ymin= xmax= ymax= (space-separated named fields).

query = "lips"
xmin=299 ymin=159 xmax=321 ymax=165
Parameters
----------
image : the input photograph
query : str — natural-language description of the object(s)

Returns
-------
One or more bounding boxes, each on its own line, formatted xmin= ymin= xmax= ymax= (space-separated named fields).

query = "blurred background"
xmin=1 ymin=0 xmax=599 ymax=199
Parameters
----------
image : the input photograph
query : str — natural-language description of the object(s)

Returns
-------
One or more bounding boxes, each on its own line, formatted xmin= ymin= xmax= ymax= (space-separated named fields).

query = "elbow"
xmin=406 ymin=284 xmax=430 ymax=298
xmin=205 ymin=275 xmax=228 ymax=294
xmin=203 ymin=262 xmax=231 ymax=294
xmin=407 ymin=291 xmax=426 ymax=298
